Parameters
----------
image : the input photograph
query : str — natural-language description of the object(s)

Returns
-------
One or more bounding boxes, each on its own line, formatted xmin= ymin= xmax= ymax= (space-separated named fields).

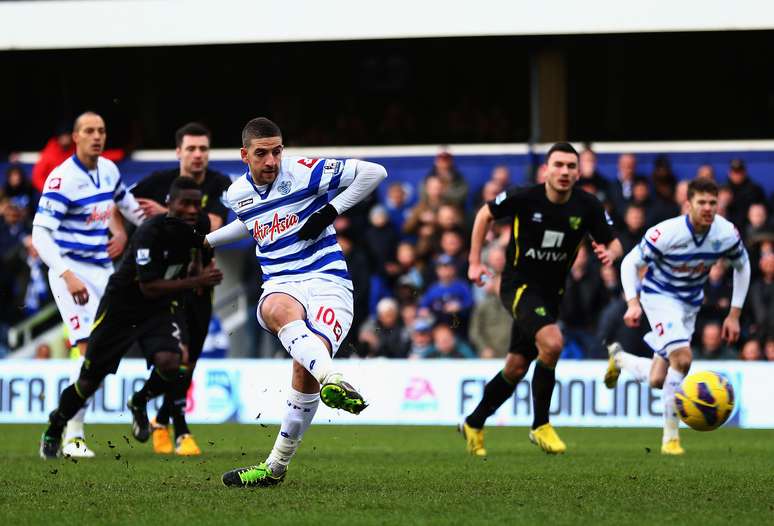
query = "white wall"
xmin=1 ymin=0 xmax=773 ymax=50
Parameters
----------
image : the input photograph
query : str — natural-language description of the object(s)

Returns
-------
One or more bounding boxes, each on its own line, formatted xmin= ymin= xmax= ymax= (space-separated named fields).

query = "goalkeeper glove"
xmin=297 ymin=204 xmax=337 ymax=240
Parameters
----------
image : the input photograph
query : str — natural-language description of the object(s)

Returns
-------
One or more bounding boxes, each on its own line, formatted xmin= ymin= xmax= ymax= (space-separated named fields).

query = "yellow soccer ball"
xmin=675 ymin=371 xmax=735 ymax=431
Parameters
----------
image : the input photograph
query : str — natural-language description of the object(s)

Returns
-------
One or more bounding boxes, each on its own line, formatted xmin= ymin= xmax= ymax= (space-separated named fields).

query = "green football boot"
xmin=320 ymin=374 xmax=368 ymax=415
xmin=222 ymin=462 xmax=285 ymax=488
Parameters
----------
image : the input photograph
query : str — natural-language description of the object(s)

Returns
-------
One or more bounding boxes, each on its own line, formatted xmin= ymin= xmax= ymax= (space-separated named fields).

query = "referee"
xmin=131 ymin=122 xmax=231 ymax=456
xmin=461 ymin=142 xmax=623 ymax=456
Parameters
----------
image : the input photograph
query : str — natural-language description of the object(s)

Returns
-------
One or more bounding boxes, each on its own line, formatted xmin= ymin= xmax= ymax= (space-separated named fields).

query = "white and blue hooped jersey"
xmin=33 ymin=155 xmax=135 ymax=267
xmin=226 ymin=156 xmax=357 ymax=290
xmin=638 ymin=214 xmax=748 ymax=307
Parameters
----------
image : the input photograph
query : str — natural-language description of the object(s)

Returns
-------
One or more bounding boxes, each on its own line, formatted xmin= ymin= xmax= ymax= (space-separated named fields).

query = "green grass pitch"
xmin=2 ymin=424 xmax=773 ymax=525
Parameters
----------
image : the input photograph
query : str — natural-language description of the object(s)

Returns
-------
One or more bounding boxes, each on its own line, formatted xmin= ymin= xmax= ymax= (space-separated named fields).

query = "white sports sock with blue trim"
xmin=266 ymin=388 xmax=320 ymax=474
xmin=277 ymin=320 xmax=335 ymax=384
xmin=662 ymin=367 xmax=685 ymax=443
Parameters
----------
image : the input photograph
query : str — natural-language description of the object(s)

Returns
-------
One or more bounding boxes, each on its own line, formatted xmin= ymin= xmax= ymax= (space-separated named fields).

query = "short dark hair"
xmin=687 ymin=177 xmax=719 ymax=200
xmin=241 ymin=117 xmax=282 ymax=148
xmin=175 ymin=122 xmax=211 ymax=147
xmin=168 ymin=176 xmax=202 ymax=201
xmin=546 ymin=142 xmax=579 ymax=162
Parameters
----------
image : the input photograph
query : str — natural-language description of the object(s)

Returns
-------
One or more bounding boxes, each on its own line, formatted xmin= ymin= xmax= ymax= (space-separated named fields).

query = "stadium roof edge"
xmin=1 ymin=0 xmax=774 ymax=51
xmin=15 ymin=140 xmax=774 ymax=164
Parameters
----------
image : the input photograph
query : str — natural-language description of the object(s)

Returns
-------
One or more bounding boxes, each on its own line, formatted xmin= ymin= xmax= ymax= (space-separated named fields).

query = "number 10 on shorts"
xmin=316 ymin=306 xmax=343 ymax=342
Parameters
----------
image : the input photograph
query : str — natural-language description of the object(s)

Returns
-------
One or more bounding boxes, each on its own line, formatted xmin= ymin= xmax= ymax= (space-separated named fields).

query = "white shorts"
xmin=256 ymin=278 xmax=354 ymax=356
xmin=640 ymin=291 xmax=698 ymax=360
xmin=49 ymin=258 xmax=112 ymax=343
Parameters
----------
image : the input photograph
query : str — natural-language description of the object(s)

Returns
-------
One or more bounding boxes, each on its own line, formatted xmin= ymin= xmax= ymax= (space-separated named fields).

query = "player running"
xmin=131 ymin=122 xmax=232 ymax=456
xmin=39 ymin=177 xmax=223 ymax=459
xmin=463 ymin=142 xmax=622 ymax=456
xmin=205 ymin=117 xmax=386 ymax=487
xmin=604 ymin=177 xmax=750 ymax=455
xmin=32 ymin=111 xmax=143 ymax=458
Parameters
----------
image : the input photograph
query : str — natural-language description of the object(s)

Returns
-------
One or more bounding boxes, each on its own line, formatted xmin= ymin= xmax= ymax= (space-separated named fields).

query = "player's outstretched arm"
xmin=468 ymin=204 xmax=494 ymax=287
xmin=620 ymin=246 xmax=646 ymax=327
xmin=139 ymin=264 xmax=223 ymax=299
xmin=298 ymin=160 xmax=388 ymax=240
xmin=723 ymin=252 xmax=751 ymax=343
xmin=204 ymin=219 xmax=251 ymax=249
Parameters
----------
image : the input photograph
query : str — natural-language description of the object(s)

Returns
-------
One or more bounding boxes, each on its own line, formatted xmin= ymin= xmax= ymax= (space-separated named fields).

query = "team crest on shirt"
xmin=569 ymin=216 xmax=582 ymax=230
xmin=277 ymin=180 xmax=292 ymax=195
xmin=712 ymin=240 xmax=722 ymax=251
xmin=136 ymin=248 xmax=151 ymax=265
xmin=48 ymin=177 xmax=61 ymax=190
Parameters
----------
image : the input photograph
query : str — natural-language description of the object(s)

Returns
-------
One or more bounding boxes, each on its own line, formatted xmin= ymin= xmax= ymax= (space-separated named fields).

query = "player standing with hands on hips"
xmin=604 ymin=177 xmax=750 ymax=455
xmin=205 ymin=117 xmax=386 ymax=487
xmin=462 ymin=142 xmax=623 ymax=456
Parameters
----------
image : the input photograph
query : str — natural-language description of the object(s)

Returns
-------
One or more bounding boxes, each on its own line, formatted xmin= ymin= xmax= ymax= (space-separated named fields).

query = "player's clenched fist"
xmin=623 ymin=299 xmax=642 ymax=328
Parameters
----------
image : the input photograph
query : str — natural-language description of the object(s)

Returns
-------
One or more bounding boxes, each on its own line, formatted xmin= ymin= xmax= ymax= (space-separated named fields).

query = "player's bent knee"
xmin=154 ymin=351 xmax=181 ymax=375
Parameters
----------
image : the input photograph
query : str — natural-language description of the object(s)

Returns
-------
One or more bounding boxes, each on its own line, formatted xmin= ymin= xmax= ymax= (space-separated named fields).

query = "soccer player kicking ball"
xmin=206 ymin=117 xmax=386 ymax=487
xmin=604 ymin=177 xmax=750 ymax=455
xmin=40 ymin=178 xmax=223 ymax=459
xmin=463 ymin=143 xmax=622 ymax=456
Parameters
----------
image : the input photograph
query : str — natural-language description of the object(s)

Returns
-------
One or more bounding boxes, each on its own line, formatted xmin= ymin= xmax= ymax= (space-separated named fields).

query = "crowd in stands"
xmin=3 ymin=136 xmax=774 ymax=361
xmin=331 ymin=150 xmax=774 ymax=362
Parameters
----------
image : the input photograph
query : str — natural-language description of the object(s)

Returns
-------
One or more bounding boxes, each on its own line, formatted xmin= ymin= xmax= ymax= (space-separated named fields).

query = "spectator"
xmin=578 ymin=148 xmax=610 ymax=204
xmin=744 ymin=203 xmax=770 ymax=245
xmin=393 ymin=242 xmax=425 ymax=293
xmin=648 ymin=155 xmax=680 ymax=225
xmin=674 ymin=180 xmax=690 ymax=214
xmin=618 ymin=204 xmax=647 ymax=255
xmin=404 ymin=174 xmax=445 ymax=237
xmin=419 ymin=254 xmax=474 ymax=334
xmin=696 ymin=164 xmax=716 ymax=180
xmin=437 ymin=204 xmax=465 ymax=233
xmin=468 ymin=273 xmax=511 ymax=358
xmin=749 ymin=251 xmax=774 ymax=341
xmin=490 ymin=165 xmax=510 ymax=191
xmin=2 ymin=165 xmax=37 ymax=217
xmin=407 ymin=317 xmax=434 ymax=359
xmin=740 ymin=339 xmax=762 ymax=361
xmin=358 ymin=297 xmax=410 ymax=358
xmin=337 ymin=230 xmax=371 ymax=347
xmin=424 ymin=323 xmax=476 ymax=359
xmin=438 ymin=229 xmax=468 ymax=282
xmin=35 ymin=344 xmax=52 ymax=360
xmin=696 ymin=323 xmax=737 ymax=360
xmin=716 ymin=185 xmax=734 ymax=219
xmin=698 ymin=260 xmax=732 ymax=328
xmin=424 ymin=151 xmax=468 ymax=209
xmin=560 ymin=244 xmax=607 ymax=357
xmin=364 ymin=204 xmax=399 ymax=278
xmin=609 ymin=153 xmax=639 ymax=216
xmin=383 ymin=182 xmax=413 ymax=237
xmin=725 ymin=158 xmax=766 ymax=229
xmin=765 ymin=339 xmax=774 ymax=362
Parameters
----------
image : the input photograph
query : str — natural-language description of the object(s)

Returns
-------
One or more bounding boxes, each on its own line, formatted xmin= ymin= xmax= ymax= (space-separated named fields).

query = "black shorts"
xmin=81 ymin=297 xmax=183 ymax=382
xmin=499 ymin=282 xmax=560 ymax=360
xmin=180 ymin=289 xmax=213 ymax=363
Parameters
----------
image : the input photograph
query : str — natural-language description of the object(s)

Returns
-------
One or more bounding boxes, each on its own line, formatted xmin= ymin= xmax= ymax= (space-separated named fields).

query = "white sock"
xmin=662 ymin=367 xmax=685 ymax=443
xmin=265 ymin=389 xmax=320 ymax=474
xmin=277 ymin=320 xmax=336 ymax=384
xmin=615 ymin=351 xmax=651 ymax=383
xmin=65 ymin=355 xmax=86 ymax=441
